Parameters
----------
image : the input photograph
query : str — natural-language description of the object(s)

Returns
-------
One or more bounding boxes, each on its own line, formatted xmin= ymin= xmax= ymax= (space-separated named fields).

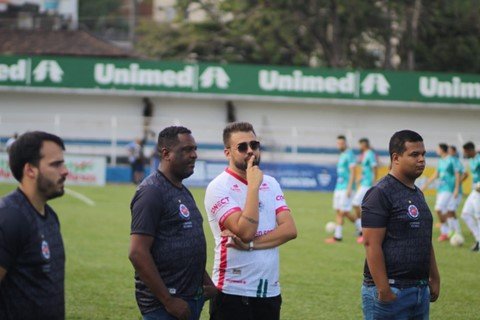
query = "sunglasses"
xmin=235 ymin=140 xmax=261 ymax=153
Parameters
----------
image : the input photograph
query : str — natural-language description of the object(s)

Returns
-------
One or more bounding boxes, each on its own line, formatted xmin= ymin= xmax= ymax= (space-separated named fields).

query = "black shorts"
xmin=210 ymin=291 xmax=282 ymax=320
xmin=131 ymin=160 xmax=144 ymax=172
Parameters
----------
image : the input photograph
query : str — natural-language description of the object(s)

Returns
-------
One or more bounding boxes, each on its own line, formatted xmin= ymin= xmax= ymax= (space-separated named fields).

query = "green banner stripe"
xmin=1 ymin=55 xmax=480 ymax=105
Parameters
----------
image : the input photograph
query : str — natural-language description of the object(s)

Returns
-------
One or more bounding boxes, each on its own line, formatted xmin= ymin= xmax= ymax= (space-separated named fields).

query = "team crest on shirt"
xmin=41 ymin=240 xmax=51 ymax=260
xmin=179 ymin=204 xmax=190 ymax=219
xmin=407 ymin=204 xmax=419 ymax=219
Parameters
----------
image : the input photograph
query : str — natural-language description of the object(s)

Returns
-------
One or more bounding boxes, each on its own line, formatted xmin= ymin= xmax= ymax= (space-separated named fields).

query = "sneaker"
xmin=356 ymin=236 xmax=364 ymax=244
xmin=437 ymin=234 xmax=449 ymax=242
xmin=325 ymin=237 xmax=342 ymax=244
xmin=471 ymin=241 xmax=480 ymax=252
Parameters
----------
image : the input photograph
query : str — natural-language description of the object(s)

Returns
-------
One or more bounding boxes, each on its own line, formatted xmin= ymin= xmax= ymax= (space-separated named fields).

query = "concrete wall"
xmin=1 ymin=90 xmax=479 ymax=165
xmin=234 ymin=100 xmax=480 ymax=152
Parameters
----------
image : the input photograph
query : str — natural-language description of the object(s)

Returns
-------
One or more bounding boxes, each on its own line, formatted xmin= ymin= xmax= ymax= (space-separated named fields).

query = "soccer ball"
xmin=450 ymin=233 xmax=465 ymax=247
xmin=325 ymin=222 xmax=336 ymax=234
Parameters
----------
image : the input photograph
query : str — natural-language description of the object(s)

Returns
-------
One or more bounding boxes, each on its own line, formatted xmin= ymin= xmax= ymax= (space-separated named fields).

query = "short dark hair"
xmin=9 ymin=131 xmax=65 ymax=182
xmin=449 ymin=145 xmax=457 ymax=152
xmin=463 ymin=141 xmax=475 ymax=151
xmin=337 ymin=135 xmax=346 ymax=140
xmin=157 ymin=126 xmax=192 ymax=154
xmin=438 ymin=143 xmax=448 ymax=153
xmin=359 ymin=138 xmax=370 ymax=146
xmin=223 ymin=122 xmax=256 ymax=147
xmin=389 ymin=130 xmax=423 ymax=160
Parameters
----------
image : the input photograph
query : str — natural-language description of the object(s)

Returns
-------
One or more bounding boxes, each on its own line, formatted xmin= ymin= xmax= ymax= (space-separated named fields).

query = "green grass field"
xmin=0 ymin=183 xmax=478 ymax=319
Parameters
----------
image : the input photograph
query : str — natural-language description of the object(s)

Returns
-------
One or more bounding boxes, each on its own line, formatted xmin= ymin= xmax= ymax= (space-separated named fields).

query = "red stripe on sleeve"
xmin=275 ymin=206 xmax=290 ymax=215
xmin=219 ymin=207 xmax=242 ymax=228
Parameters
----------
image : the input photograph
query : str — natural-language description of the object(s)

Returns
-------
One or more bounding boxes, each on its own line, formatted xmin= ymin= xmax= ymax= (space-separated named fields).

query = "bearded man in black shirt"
xmin=0 ymin=131 xmax=68 ymax=320
xmin=361 ymin=130 xmax=440 ymax=320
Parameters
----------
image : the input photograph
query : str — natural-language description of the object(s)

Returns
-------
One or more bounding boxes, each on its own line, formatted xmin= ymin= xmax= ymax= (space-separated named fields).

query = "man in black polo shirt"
xmin=361 ymin=130 xmax=440 ymax=319
xmin=129 ymin=126 xmax=217 ymax=320
xmin=0 ymin=131 xmax=68 ymax=320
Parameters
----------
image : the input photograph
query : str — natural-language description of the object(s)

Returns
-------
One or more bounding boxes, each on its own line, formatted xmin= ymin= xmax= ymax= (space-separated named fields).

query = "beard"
xmin=37 ymin=173 xmax=65 ymax=200
xmin=234 ymin=154 xmax=261 ymax=171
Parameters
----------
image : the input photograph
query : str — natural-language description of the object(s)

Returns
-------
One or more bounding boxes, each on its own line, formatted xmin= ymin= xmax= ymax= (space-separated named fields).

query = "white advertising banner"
xmin=0 ymin=153 xmax=106 ymax=186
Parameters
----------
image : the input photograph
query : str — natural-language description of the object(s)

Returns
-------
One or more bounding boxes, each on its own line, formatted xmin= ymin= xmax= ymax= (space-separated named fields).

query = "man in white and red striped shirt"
xmin=204 ymin=122 xmax=297 ymax=320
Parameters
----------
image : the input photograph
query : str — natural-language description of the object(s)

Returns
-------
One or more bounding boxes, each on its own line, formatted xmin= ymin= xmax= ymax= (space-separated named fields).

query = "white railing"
xmin=0 ymin=112 xmax=477 ymax=165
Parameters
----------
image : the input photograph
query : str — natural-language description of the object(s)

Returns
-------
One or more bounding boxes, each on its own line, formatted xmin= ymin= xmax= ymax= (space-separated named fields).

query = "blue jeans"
xmin=142 ymin=297 xmax=205 ymax=320
xmin=362 ymin=284 xmax=430 ymax=320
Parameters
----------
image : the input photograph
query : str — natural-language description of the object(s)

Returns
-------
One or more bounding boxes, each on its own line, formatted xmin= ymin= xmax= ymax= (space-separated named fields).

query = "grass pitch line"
xmin=65 ymin=188 xmax=96 ymax=206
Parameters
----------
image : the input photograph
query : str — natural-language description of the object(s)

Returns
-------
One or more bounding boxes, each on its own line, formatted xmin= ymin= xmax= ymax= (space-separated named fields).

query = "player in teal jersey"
xmin=422 ymin=143 xmax=459 ymax=241
xmin=326 ymin=135 xmax=360 ymax=243
xmin=352 ymin=138 xmax=378 ymax=244
xmin=446 ymin=146 xmax=468 ymax=237
xmin=461 ymin=142 xmax=480 ymax=251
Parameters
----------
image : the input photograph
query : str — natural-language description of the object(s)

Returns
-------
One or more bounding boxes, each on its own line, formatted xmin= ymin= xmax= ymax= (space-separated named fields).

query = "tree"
xmin=134 ymin=0 xmax=480 ymax=72
xmin=136 ymin=0 xmax=383 ymax=68
xmin=414 ymin=0 xmax=480 ymax=73
xmin=78 ymin=0 xmax=124 ymax=32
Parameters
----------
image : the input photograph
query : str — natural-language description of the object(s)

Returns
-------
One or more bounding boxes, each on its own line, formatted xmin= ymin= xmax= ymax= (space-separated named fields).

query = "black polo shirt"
xmin=131 ymin=171 xmax=207 ymax=315
xmin=362 ymin=174 xmax=433 ymax=281
xmin=0 ymin=189 xmax=65 ymax=320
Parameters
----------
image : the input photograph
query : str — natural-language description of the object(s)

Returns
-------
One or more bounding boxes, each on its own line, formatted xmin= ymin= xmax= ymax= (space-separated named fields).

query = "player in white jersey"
xmin=446 ymin=145 xmax=467 ymax=237
xmin=352 ymin=138 xmax=378 ymax=244
xmin=325 ymin=135 xmax=360 ymax=243
xmin=461 ymin=142 xmax=480 ymax=251
xmin=421 ymin=143 xmax=458 ymax=241
xmin=205 ymin=122 xmax=297 ymax=320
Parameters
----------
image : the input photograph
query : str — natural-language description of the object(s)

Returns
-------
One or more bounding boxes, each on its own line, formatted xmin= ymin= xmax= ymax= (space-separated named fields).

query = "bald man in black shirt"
xmin=361 ymin=130 xmax=440 ymax=320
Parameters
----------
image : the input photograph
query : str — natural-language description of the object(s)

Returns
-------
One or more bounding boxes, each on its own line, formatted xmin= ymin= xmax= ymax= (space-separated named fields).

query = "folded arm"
xmin=251 ymin=210 xmax=297 ymax=249
xmin=227 ymin=210 xmax=297 ymax=250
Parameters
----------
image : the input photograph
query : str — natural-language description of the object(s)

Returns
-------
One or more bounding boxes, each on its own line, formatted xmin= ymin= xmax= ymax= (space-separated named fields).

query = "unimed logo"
xmin=0 ymin=59 xmax=64 ymax=83
xmin=419 ymin=76 xmax=480 ymax=99
xmin=361 ymin=73 xmax=390 ymax=95
xmin=258 ymin=69 xmax=391 ymax=96
xmin=32 ymin=60 xmax=64 ymax=83
xmin=199 ymin=67 xmax=230 ymax=89
xmin=0 ymin=59 xmax=26 ymax=82
xmin=93 ymin=63 xmax=231 ymax=90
